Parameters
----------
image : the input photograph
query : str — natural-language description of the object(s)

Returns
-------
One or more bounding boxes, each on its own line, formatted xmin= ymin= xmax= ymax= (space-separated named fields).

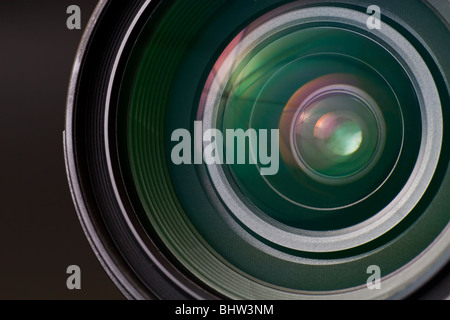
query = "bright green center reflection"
xmin=315 ymin=114 xmax=363 ymax=157
xmin=292 ymin=91 xmax=381 ymax=179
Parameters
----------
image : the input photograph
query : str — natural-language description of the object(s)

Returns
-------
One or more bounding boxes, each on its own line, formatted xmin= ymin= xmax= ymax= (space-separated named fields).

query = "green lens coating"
xmin=311 ymin=113 xmax=363 ymax=157
xmin=218 ymin=27 xmax=403 ymax=217
xmin=119 ymin=0 xmax=445 ymax=299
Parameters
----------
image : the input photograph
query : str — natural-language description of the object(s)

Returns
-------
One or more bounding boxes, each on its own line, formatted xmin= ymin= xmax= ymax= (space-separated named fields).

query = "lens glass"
xmin=211 ymin=26 xmax=413 ymax=230
xmin=116 ymin=0 xmax=447 ymax=299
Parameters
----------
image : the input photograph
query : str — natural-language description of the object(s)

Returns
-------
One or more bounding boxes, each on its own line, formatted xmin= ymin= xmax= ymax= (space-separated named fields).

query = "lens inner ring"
xmin=200 ymin=6 xmax=443 ymax=253
xmin=288 ymin=82 xmax=386 ymax=184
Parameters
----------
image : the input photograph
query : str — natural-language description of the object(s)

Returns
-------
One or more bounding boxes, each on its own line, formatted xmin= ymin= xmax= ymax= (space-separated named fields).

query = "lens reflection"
xmin=290 ymin=86 xmax=384 ymax=180
xmin=314 ymin=113 xmax=363 ymax=156
xmin=211 ymin=27 xmax=405 ymax=216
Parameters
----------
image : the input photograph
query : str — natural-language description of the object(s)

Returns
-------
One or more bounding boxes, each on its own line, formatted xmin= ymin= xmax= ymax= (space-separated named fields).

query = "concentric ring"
xmin=200 ymin=6 xmax=442 ymax=252
xmin=66 ymin=0 xmax=450 ymax=300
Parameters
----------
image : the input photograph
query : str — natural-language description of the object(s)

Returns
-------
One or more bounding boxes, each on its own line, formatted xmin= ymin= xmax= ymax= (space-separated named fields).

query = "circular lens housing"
xmin=65 ymin=0 xmax=450 ymax=300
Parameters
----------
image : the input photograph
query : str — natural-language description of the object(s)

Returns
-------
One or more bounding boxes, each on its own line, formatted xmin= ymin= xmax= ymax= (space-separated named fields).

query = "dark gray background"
xmin=0 ymin=1 xmax=124 ymax=299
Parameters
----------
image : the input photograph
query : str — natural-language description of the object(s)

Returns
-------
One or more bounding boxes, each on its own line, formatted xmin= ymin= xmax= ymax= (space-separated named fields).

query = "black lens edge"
xmin=65 ymin=0 xmax=221 ymax=300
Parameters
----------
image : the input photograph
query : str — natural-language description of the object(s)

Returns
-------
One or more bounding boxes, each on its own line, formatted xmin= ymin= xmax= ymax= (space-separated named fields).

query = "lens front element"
xmin=66 ymin=0 xmax=450 ymax=300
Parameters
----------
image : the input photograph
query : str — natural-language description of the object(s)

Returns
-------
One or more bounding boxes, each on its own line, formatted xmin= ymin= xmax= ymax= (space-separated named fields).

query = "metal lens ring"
xmin=201 ymin=5 xmax=443 ymax=253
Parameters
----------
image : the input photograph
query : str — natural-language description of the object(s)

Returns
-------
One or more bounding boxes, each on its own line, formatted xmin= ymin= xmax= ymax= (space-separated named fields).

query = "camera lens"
xmin=66 ymin=0 xmax=450 ymax=299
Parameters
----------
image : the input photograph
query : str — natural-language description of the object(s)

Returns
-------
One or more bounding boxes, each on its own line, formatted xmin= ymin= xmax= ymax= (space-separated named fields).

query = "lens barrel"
xmin=65 ymin=0 xmax=450 ymax=299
